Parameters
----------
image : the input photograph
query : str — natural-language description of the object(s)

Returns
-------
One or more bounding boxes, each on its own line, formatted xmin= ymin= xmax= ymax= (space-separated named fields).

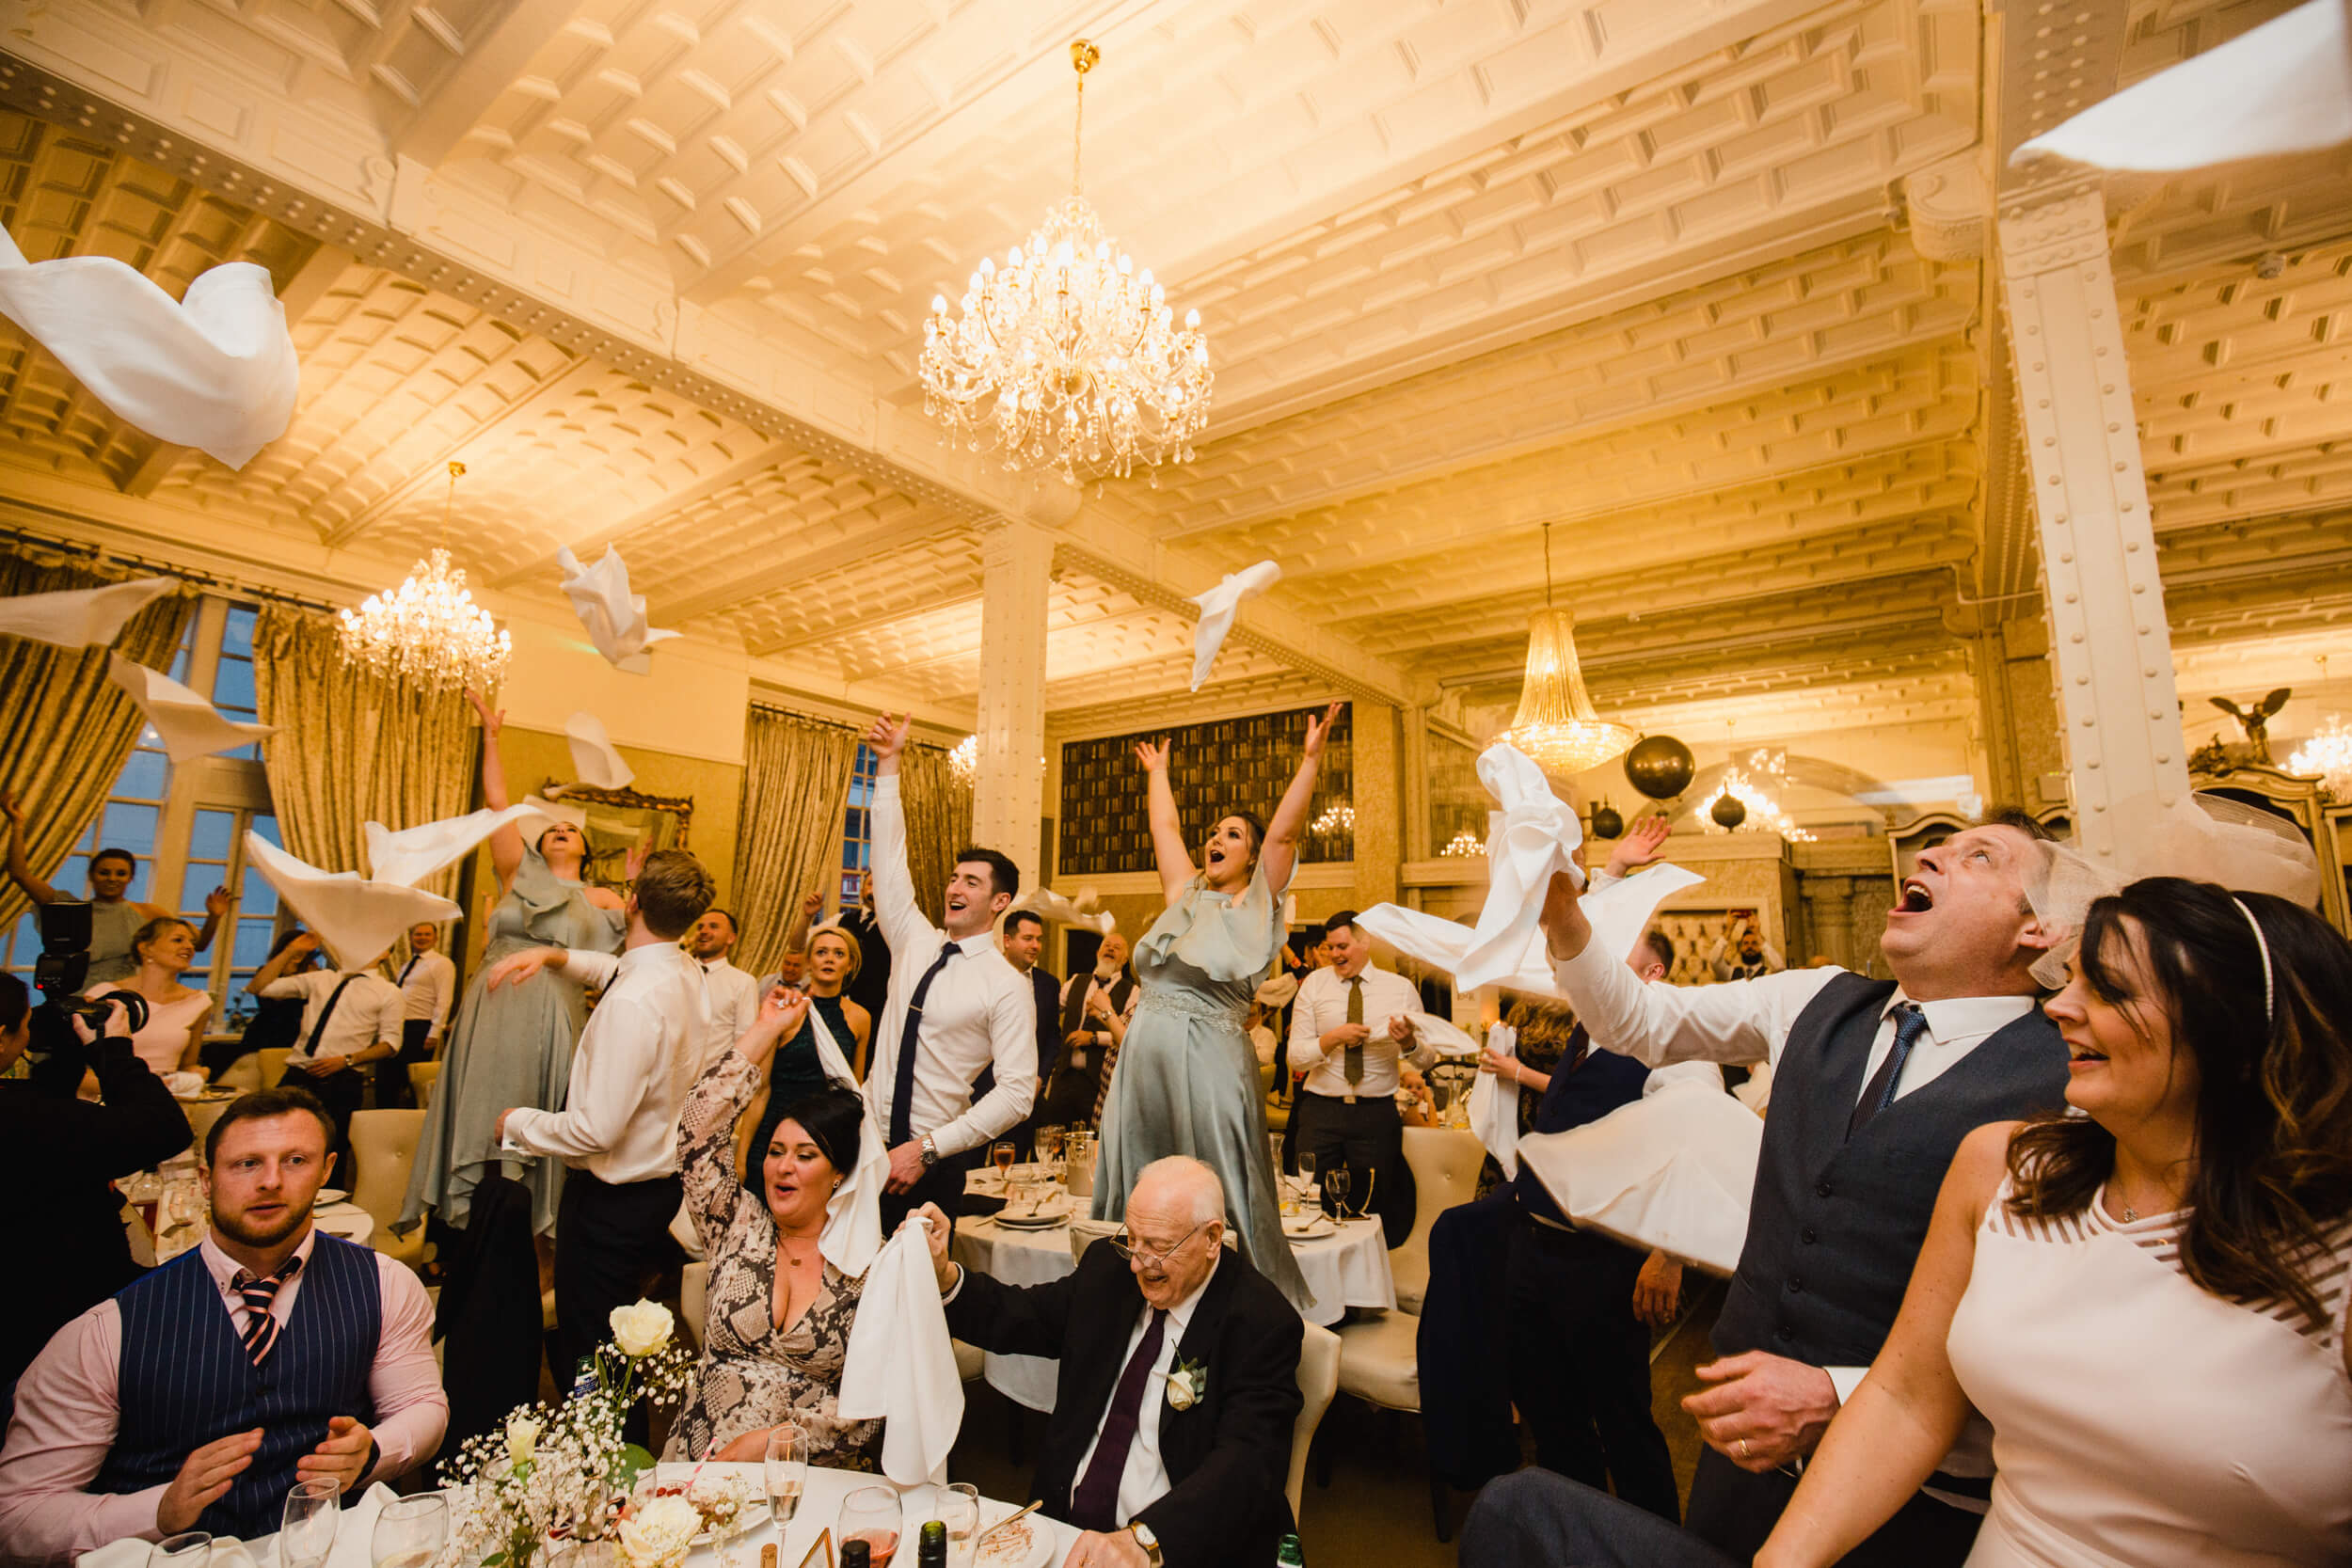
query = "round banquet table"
xmin=952 ymin=1197 xmax=1394 ymax=1413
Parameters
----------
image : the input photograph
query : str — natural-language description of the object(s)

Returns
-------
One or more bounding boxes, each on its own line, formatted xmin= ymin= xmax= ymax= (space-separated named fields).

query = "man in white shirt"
xmin=487 ymin=849 xmax=716 ymax=1386
xmin=1284 ymin=911 xmax=1436 ymax=1246
xmin=381 ymin=921 xmax=456 ymax=1107
xmin=858 ymin=714 xmax=1037 ymax=1236
xmin=1469 ymin=812 xmax=2073 ymax=1568
xmin=245 ymin=932 xmax=404 ymax=1163
xmin=685 ymin=908 xmax=761 ymax=1071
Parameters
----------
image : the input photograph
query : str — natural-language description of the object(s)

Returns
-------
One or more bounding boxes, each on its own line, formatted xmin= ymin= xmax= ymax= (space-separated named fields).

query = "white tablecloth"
xmin=149 ymin=1200 xmax=375 ymax=1263
xmin=650 ymin=1462 xmax=1077 ymax=1568
xmin=951 ymin=1212 xmax=1393 ymax=1411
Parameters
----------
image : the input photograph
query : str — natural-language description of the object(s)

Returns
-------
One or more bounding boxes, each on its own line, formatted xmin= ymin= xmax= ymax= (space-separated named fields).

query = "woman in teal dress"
xmin=399 ymin=689 xmax=626 ymax=1237
xmin=1092 ymin=702 xmax=1343 ymax=1310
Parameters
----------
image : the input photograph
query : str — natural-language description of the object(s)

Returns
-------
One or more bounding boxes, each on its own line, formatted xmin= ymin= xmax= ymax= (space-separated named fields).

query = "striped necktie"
xmin=231 ymin=1253 xmax=304 ymax=1365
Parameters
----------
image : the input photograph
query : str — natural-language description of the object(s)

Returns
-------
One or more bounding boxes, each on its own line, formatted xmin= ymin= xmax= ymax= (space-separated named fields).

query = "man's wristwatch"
xmin=918 ymin=1132 xmax=939 ymax=1167
xmin=1127 ymin=1522 xmax=1162 ymax=1566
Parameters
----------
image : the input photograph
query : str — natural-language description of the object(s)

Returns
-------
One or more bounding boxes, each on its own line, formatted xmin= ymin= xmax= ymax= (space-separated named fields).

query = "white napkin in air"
xmin=1470 ymin=1022 xmax=1521 ymax=1178
xmin=245 ymin=832 xmax=462 ymax=970
xmin=1186 ymin=559 xmax=1280 ymax=690
xmin=0 ymin=578 xmax=175 ymax=649
xmin=564 ymin=710 xmax=635 ymax=790
xmin=106 ymin=653 xmax=276 ymax=762
xmin=1452 ymin=743 xmax=1587 ymax=992
xmin=797 ymin=1000 xmax=889 ymax=1277
xmin=1356 ymin=863 xmax=1705 ymax=1004
xmin=555 ymin=546 xmax=678 ymax=674
xmin=361 ymin=800 xmax=566 ymax=888
xmin=2011 ymin=0 xmax=2351 ymax=171
xmin=1516 ymin=1069 xmax=1761 ymax=1275
xmin=1014 ymin=885 xmax=1115 ymax=933
xmin=0 ymin=230 xmax=298 ymax=469
xmin=838 ymin=1214 xmax=963 ymax=1485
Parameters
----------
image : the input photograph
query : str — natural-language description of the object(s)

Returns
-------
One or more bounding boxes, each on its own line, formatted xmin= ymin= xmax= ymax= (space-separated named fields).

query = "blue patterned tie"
xmin=887 ymin=944 xmax=960 ymax=1147
xmin=232 ymin=1253 xmax=303 ymax=1365
xmin=1848 ymin=1003 xmax=1930 ymax=1137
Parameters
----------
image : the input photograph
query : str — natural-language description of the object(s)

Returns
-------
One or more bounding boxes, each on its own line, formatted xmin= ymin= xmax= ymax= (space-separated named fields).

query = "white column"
xmin=971 ymin=520 xmax=1052 ymax=886
xmin=1998 ymin=183 xmax=2190 ymax=863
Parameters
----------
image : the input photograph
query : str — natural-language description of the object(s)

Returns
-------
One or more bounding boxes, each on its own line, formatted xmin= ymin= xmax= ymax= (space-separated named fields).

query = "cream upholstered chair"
xmin=1287 ymin=1323 xmax=1340 ymax=1528
xmin=1390 ymin=1126 xmax=1486 ymax=1313
xmin=215 ymin=1053 xmax=262 ymax=1093
xmin=257 ymin=1048 xmax=291 ymax=1090
xmin=670 ymin=1200 xmax=705 ymax=1261
xmin=345 ymin=1109 xmax=427 ymax=1272
xmin=679 ymin=1260 xmax=708 ymax=1353
xmin=406 ymin=1059 xmax=441 ymax=1107
xmin=1068 ymin=1215 xmax=1121 ymax=1264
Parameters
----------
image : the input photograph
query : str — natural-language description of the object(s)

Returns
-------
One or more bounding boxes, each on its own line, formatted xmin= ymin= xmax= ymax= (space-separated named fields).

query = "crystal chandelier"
xmin=337 ymin=462 xmax=510 ymax=693
xmin=919 ymin=40 xmax=1213 ymax=483
xmin=2288 ymin=716 xmax=2352 ymax=800
xmin=1311 ymin=802 xmax=1356 ymax=839
xmin=1497 ymin=523 xmax=1636 ymax=776
xmin=1700 ymin=749 xmax=1816 ymax=843
xmin=1440 ymin=828 xmax=1483 ymax=858
xmin=948 ymin=735 xmax=979 ymax=787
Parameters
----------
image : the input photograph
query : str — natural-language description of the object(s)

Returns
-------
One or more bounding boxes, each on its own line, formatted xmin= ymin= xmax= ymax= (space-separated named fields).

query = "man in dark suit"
xmin=917 ymin=1156 xmax=1303 ymax=1568
xmin=999 ymin=910 xmax=1062 ymax=1160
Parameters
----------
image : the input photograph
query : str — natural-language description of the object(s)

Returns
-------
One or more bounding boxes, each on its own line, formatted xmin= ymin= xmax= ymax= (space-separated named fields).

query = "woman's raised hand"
xmin=1301 ymin=701 xmax=1345 ymax=760
xmin=464 ymin=688 xmax=503 ymax=735
xmin=759 ymin=985 xmax=812 ymax=1037
xmin=1133 ymin=737 xmax=1170 ymax=773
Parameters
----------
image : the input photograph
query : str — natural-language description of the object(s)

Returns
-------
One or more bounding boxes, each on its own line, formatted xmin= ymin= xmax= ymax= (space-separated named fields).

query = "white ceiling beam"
xmin=389 ymin=0 xmax=579 ymax=168
xmin=752 ymin=589 xmax=987 ymax=657
xmin=488 ymin=438 xmax=803 ymax=589
xmin=698 ymin=506 xmax=970 ymax=636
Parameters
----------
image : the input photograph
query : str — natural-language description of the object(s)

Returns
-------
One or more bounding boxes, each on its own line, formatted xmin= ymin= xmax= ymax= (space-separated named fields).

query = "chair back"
xmin=1068 ymin=1215 xmax=1121 ymax=1264
xmin=669 ymin=1199 xmax=705 ymax=1261
xmin=346 ymin=1109 xmax=426 ymax=1267
xmin=1288 ymin=1322 xmax=1341 ymax=1526
xmin=257 ymin=1047 xmax=291 ymax=1090
xmin=1391 ymin=1127 xmax=1487 ymax=1312
xmin=407 ymin=1059 xmax=442 ymax=1107
xmin=680 ymin=1260 xmax=708 ymax=1353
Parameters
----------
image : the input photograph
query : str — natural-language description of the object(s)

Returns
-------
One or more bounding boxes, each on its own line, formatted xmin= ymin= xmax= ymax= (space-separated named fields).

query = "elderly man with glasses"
xmin=918 ymin=1157 xmax=1303 ymax=1568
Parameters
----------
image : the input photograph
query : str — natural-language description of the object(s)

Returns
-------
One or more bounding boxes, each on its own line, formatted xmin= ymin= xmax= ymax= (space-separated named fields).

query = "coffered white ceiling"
xmin=0 ymin=0 xmax=2346 ymax=759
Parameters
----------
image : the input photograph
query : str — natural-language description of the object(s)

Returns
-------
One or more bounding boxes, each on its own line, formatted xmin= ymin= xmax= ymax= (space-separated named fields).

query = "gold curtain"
xmin=250 ymin=604 xmax=473 ymax=897
xmin=898 ymin=740 xmax=974 ymax=927
xmin=0 ymin=552 xmax=196 ymax=932
xmin=729 ymin=707 xmax=859 ymax=977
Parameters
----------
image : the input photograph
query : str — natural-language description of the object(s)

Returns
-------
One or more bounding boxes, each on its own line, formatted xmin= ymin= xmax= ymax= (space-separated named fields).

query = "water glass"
xmin=838 ymin=1486 xmax=903 ymax=1567
xmin=280 ymin=1478 xmax=340 ymax=1568
xmin=151 ymin=1532 xmax=211 ymax=1568
xmin=939 ymin=1482 xmax=980 ymax=1567
xmin=765 ymin=1423 xmax=808 ymax=1525
xmin=372 ymin=1492 xmax=450 ymax=1568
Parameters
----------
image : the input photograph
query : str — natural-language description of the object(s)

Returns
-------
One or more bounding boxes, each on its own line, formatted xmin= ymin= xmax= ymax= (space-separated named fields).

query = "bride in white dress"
xmin=1758 ymin=876 xmax=2352 ymax=1568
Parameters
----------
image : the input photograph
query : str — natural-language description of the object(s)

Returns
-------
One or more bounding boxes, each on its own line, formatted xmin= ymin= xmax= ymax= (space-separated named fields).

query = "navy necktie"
xmin=888 ymin=943 xmax=961 ymax=1147
xmin=1069 ymin=1307 xmax=1167 ymax=1530
xmin=397 ymin=958 xmax=418 ymax=988
xmin=1848 ymin=1003 xmax=1931 ymax=1137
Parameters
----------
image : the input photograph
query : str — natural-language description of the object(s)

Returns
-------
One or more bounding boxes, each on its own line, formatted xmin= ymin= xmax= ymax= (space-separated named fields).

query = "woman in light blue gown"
xmin=1091 ymin=703 xmax=1342 ymax=1310
xmin=399 ymin=689 xmax=627 ymax=1237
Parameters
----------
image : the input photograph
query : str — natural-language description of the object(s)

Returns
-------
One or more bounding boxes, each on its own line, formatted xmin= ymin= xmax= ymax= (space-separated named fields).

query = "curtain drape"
xmin=0 ymin=552 xmax=196 ymax=932
xmin=898 ymin=740 xmax=974 ymax=927
xmin=251 ymin=604 xmax=474 ymax=899
xmin=730 ymin=707 xmax=859 ymax=977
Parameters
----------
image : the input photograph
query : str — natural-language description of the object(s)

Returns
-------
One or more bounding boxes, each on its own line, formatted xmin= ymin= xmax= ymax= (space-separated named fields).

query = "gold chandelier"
xmin=336 ymin=462 xmax=511 ymax=693
xmin=1497 ymin=523 xmax=1635 ymax=776
xmin=919 ymin=40 xmax=1213 ymax=483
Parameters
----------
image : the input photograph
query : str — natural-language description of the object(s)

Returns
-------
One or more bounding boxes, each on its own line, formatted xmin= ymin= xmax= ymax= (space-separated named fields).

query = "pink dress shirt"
xmin=0 ymin=1227 xmax=447 ymax=1563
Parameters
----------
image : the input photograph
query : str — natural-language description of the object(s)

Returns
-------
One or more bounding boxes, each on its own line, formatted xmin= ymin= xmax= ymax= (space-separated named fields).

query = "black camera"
xmin=31 ymin=901 xmax=148 ymax=1037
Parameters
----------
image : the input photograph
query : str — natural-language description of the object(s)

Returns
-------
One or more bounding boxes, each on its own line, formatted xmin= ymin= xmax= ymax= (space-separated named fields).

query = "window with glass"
xmin=837 ymin=743 xmax=880 ymax=906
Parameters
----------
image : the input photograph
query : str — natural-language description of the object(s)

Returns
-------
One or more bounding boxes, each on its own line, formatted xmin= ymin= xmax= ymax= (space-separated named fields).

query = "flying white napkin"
xmin=1469 ymin=1022 xmax=1521 ymax=1178
xmin=1451 ymin=743 xmax=1588 ymax=991
xmin=0 ymin=577 xmax=175 ymax=649
xmin=1186 ymin=559 xmax=1280 ymax=690
xmin=1517 ymin=1069 xmax=1761 ymax=1275
xmin=838 ymin=1214 xmax=963 ymax=1485
xmin=799 ymin=999 xmax=890 ymax=1277
xmin=105 ymin=653 xmax=276 ymax=763
xmin=361 ymin=799 xmax=566 ymax=888
xmin=555 ymin=546 xmax=679 ymax=674
xmin=0 ymin=229 xmax=298 ymax=469
xmin=2012 ymin=0 xmax=2351 ymax=171
xmin=564 ymin=710 xmax=635 ymax=790
xmin=1356 ymin=862 xmax=1705 ymax=1003
xmin=1370 ymin=1009 xmax=1477 ymax=1056
xmin=245 ymin=832 xmax=463 ymax=970
xmin=1014 ymin=884 xmax=1115 ymax=933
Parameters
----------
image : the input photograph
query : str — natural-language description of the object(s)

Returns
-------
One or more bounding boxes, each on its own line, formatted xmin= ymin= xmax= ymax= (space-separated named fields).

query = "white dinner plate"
xmin=314 ymin=1188 xmax=348 ymax=1204
xmin=993 ymin=1209 xmax=1071 ymax=1230
xmin=973 ymin=1512 xmax=1056 ymax=1568
xmin=1281 ymin=1212 xmax=1337 ymax=1240
xmin=690 ymin=1499 xmax=769 ymax=1545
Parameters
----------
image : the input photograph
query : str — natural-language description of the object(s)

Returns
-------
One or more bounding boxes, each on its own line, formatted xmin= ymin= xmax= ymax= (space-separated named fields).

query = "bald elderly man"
xmin=919 ymin=1157 xmax=1302 ymax=1568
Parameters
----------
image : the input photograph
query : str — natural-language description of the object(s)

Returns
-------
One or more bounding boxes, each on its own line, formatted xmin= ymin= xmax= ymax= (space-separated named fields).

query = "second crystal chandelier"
xmin=920 ymin=40 xmax=1213 ymax=484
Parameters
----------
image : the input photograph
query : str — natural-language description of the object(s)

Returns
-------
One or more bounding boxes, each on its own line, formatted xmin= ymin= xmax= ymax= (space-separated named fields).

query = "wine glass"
xmin=838 ymin=1485 xmax=902 ymax=1567
xmin=151 ymin=1532 xmax=211 ymax=1568
xmin=990 ymin=1140 xmax=1016 ymax=1182
xmin=1324 ymin=1164 xmax=1353 ymax=1220
xmin=1295 ymin=1149 xmax=1317 ymax=1202
xmin=371 ymin=1492 xmax=450 ymax=1568
xmin=280 ymin=1478 xmax=340 ymax=1568
xmin=939 ymin=1483 xmax=979 ymax=1568
xmin=765 ymin=1424 xmax=808 ymax=1525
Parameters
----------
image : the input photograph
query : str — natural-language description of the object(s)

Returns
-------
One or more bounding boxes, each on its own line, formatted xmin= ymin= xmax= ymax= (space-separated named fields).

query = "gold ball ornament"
xmin=1623 ymin=736 xmax=1696 ymax=800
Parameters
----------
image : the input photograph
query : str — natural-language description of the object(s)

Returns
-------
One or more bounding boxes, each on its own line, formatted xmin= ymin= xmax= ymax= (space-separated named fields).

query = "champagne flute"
xmin=765 ymin=1424 xmax=808 ymax=1525
xmin=838 ymin=1486 xmax=902 ymax=1567
xmin=940 ymin=1483 xmax=979 ymax=1568
xmin=1324 ymin=1164 xmax=1352 ymax=1220
xmin=1295 ymin=1149 xmax=1317 ymax=1203
xmin=151 ymin=1532 xmax=212 ymax=1568
xmin=280 ymin=1478 xmax=340 ymax=1568
xmin=372 ymin=1493 xmax=450 ymax=1568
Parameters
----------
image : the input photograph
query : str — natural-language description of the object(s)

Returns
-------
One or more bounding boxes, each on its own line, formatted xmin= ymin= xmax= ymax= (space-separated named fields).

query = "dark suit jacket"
xmin=946 ymin=1243 xmax=1304 ymax=1566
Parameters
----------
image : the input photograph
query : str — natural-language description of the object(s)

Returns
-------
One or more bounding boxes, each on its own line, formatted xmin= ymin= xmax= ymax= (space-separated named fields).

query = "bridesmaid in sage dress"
xmin=1091 ymin=702 xmax=1343 ymax=1311
xmin=399 ymin=689 xmax=626 ymax=1237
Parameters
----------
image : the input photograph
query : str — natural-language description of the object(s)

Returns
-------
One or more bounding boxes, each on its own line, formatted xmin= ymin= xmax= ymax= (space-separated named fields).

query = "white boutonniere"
xmin=1167 ymin=1354 xmax=1207 ymax=1411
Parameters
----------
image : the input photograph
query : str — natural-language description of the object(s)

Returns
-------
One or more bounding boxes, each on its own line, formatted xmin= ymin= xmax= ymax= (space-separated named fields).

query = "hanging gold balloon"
xmin=1624 ymin=735 xmax=1695 ymax=800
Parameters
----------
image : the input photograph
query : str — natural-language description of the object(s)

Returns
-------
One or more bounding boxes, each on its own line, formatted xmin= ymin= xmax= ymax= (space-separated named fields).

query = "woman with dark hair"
xmin=740 ymin=924 xmax=870 ymax=1191
xmin=666 ymin=986 xmax=880 ymax=1467
xmin=1 ymin=790 xmax=224 ymax=988
xmin=1758 ymin=878 xmax=2352 ymax=1568
xmin=1091 ymin=702 xmax=1344 ymax=1310
xmin=73 ymin=915 xmax=213 ymax=1077
xmin=400 ymin=688 xmax=627 ymax=1237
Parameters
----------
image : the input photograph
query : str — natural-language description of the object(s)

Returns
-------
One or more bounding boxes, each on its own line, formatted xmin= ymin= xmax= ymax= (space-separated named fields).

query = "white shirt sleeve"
xmin=427 ymin=953 xmax=455 ymax=1033
xmin=558 ymin=949 xmax=622 ymax=990
xmin=1551 ymin=938 xmax=1840 ymax=1069
xmin=927 ymin=970 xmax=1038 ymax=1158
xmin=1286 ymin=969 xmax=1334 ymax=1071
xmin=370 ymin=981 xmax=405 ymax=1051
xmin=502 ymin=993 xmax=661 ymax=1160
xmin=869 ymin=773 xmax=937 ymax=962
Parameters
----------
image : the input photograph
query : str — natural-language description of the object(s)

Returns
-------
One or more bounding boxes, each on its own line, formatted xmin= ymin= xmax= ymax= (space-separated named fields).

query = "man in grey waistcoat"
xmin=1463 ymin=811 xmax=2072 ymax=1568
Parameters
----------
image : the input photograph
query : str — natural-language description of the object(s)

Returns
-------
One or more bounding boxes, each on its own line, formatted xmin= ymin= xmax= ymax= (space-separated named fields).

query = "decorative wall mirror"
xmin=542 ymin=781 xmax=695 ymax=887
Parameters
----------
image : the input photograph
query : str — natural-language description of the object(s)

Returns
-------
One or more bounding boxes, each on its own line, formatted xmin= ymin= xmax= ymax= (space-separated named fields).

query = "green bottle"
xmin=1276 ymin=1534 xmax=1306 ymax=1566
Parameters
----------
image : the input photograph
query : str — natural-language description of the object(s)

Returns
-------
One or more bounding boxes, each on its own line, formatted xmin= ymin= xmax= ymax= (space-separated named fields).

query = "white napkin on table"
xmin=0 ymin=230 xmax=299 ymax=469
xmin=245 ymin=832 xmax=463 ymax=971
xmin=1516 ymin=1070 xmax=1762 ymax=1275
xmin=838 ymin=1215 xmax=963 ymax=1485
xmin=2011 ymin=0 xmax=2351 ymax=171
xmin=564 ymin=710 xmax=635 ymax=790
xmin=1356 ymin=862 xmax=1705 ymax=1004
xmin=555 ymin=546 xmax=678 ymax=674
xmin=361 ymin=799 xmax=566 ymax=889
xmin=106 ymin=653 xmax=276 ymax=763
xmin=1468 ymin=1022 xmax=1520 ymax=1178
xmin=0 ymin=577 xmax=175 ymax=648
xmin=1185 ymin=559 xmax=1280 ymax=690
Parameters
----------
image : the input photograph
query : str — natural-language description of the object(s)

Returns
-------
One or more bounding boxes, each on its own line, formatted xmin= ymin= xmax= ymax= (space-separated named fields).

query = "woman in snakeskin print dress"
xmin=662 ymin=988 xmax=880 ymax=1466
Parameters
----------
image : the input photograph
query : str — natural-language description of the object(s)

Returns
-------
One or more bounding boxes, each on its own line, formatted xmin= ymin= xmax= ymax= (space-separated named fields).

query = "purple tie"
xmin=1069 ymin=1307 xmax=1167 ymax=1531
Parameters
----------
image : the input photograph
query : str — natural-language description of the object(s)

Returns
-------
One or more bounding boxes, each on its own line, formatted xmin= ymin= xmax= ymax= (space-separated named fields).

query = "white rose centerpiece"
xmin=505 ymin=1413 xmax=541 ymax=1466
xmin=610 ymin=1299 xmax=675 ymax=1358
xmin=618 ymin=1495 xmax=700 ymax=1568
